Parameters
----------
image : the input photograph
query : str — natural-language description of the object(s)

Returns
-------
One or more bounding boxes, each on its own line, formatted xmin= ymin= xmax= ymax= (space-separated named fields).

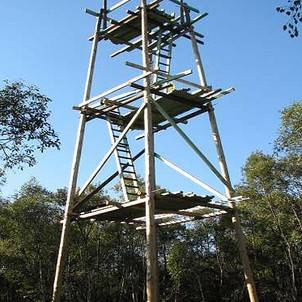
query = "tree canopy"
xmin=0 ymin=81 xmax=60 ymax=183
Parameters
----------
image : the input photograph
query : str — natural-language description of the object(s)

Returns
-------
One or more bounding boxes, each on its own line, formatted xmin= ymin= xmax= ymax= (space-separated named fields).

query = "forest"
xmin=0 ymin=102 xmax=301 ymax=301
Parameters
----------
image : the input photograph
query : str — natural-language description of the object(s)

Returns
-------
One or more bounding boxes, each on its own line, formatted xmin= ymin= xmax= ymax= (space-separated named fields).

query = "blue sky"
xmin=0 ymin=0 xmax=301 ymax=198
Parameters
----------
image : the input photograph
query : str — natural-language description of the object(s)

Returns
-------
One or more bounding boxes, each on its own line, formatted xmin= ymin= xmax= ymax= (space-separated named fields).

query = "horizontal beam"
xmin=126 ymin=61 xmax=210 ymax=90
xmin=77 ymin=198 xmax=147 ymax=220
xmin=78 ymin=71 xmax=154 ymax=107
xmin=107 ymin=0 xmax=132 ymax=13
xmin=101 ymin=98 xmax=138 ymax=110
xmin=136 ymin=210 xmax=228 ymax=230
xmin=85 ymin=8 xmax=100 ymax=17
xmin=135 ymin=108 xmax=208 ymax=140
xmin=132 ymin=83 xmax=206 ymax=109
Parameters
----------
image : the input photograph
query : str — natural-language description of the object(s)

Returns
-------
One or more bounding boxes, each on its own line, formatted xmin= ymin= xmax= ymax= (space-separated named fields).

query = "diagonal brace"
xmin=154 ymin=152 xmax=227 ymax=201
xmin=152 ymin=100 xmax=233 ymax=191
xmin=78 ymin=102 xmax=146 ymax=196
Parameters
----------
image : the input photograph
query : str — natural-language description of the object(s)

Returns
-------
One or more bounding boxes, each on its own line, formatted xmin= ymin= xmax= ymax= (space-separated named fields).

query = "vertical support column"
xmin=141 ymin=0 xmax=159 ymax=301
xmin=189 ymin=28 xmax=259 ymax=302
xmin=207 ymin=106 xmax=259 ymax=302
xmin=52 ymin=12 xmax=102 ymax=302
xmin=102 ymin=0 xmax=107 ymax=29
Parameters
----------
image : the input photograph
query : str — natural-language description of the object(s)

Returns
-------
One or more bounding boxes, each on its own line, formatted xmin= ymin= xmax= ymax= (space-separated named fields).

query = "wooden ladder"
xmin=107 ymin=109 xmax=141 ymax=201
xmin=153 ymin=29 xmax=173 ymax=86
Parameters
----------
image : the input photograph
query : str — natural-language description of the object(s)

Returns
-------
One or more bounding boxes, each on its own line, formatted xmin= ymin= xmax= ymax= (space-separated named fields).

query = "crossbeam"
xmin=126 ymin=61 xmax=210 ymax=90
xmin=136 ymin=210 xmax=228 ymax=229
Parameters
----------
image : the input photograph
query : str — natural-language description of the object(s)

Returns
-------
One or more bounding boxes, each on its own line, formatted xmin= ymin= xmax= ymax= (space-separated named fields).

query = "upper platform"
xmin=88 ymin=0 xmax=206 ymax=56
xmin=99 ymin=1 xmax=174 ymax=45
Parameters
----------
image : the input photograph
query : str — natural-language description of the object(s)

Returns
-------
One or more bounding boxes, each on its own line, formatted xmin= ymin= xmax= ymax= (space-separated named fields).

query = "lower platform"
xmin=74 ymin=191 xmax=231 ymax=223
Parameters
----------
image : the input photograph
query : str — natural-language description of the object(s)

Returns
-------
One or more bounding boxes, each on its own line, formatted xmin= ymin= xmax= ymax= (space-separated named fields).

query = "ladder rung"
xmin=125 ymin=184 xmax=139 ymax=189
xmin=123 ymin=176 xmax=137 ymax=181
xmin=120 ymin=160 xmax=133 ymax=165
xmin=119 ymin=155 xmax=132 ymax=160
xmin=159 ymin=62 xmax=169 ymax=67
xmin=117 ymin=148 xmax=129 ymax=153
xmin=121 ymin=162 xmax=133 ymax=167
xmin=112 ymin=129 xmax=123 ymax=134
xmin=159 ymin=54 xmax=171 ymax=59
xmin=122 ymin=170 xmax=136 ymax=174
xmin=111 ymin=127 xmax=122 ymax=132
xmin=127 ymin=192 xmax=140 ymax=196
xmin=111 ymin=121 xmax=123 ymax=126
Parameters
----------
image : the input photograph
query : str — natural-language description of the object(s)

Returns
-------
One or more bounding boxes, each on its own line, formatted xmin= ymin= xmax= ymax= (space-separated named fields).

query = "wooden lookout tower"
xmin=52 ymin=1 xmax=259 ymax=301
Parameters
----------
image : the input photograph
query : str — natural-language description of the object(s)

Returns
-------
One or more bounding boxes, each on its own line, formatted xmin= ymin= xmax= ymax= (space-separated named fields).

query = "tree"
xmin=0 ymin=179 xmax=62 ymax=301
xmin=0 ymin=80 xmax=60 ymax=183
xmin=277 ymin=0 xmax=302 ymax=37
xmin=237 ymin=102 xmax=302 ymax=301
xmin=275 ymin=102 xmax=302 ymax=154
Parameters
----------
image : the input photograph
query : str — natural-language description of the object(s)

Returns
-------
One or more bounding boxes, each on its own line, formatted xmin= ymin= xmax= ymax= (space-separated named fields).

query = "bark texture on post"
xmin=52 ymin=12 xmax=102 ymax=302
xmin=189 ymin=28 xmax=259 ymax=302
xmin=141 ymin=0 xmax=159 ymax=301
xmin=208 ymin=106 xmax=259 ymax=302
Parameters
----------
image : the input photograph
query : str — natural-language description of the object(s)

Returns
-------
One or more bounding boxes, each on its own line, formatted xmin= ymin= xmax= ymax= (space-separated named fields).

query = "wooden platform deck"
xmin=111 ymin=88 xmax=232 ymax=130
xmin=99 ymin=1 xmax=174 ymax=45
xmin=74 ymin=191 xmax=231 ymax=222
xmin=76 ymin=86 xmax=234 ymax=130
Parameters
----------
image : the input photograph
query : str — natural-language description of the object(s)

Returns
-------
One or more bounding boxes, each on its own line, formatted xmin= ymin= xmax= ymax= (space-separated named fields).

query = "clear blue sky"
xmin=1 ymin=0 xmax=301 ymax=198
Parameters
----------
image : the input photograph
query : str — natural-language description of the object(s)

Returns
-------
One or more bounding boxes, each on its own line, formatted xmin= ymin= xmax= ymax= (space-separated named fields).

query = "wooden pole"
xmin=141 ymin=0 xmax=159 ymax=301
xmin=52 ymin=11 xmax=102 ymax=302
xmin=189 ymin=28 xmax=259 ymax=302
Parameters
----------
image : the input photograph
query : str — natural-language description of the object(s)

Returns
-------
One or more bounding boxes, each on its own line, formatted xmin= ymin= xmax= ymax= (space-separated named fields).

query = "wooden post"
xmin=189 ymin=28 xmax=259 ymax=302
xmin=52 ymin=12 xmax=102 ymax=302
xmin=141 ymin=0 xmax=159 ymax=301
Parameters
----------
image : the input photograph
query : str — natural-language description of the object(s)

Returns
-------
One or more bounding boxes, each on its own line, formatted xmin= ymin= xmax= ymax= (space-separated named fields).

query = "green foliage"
xmin=0 ymin=102 xmax=301 ymax=301
xmin=238 ymin=102 xmax=302 ymax=301
xmin=277 ymin=1 xmax=302 ymax=37
xmin=0 ymin=179 xmax=61 ymax=301
xmin=0 ymin=80 xmax=60 ymax=182
xmin=275 ymin=102 xmax=302 ymax=154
